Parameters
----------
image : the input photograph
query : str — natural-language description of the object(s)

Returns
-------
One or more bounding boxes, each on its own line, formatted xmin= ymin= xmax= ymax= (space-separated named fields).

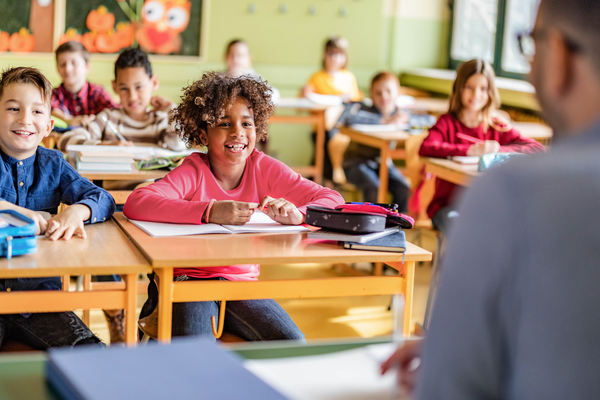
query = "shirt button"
xmin=18 ymin=161 xmax=23 ymax=166
xmin=19 ymin=182 xmax=24 ymax=187
xmin=93 ymin=217 xmax=97 ymax=222
xmin=103 ymin=217 xmax=106 ymax=221
xmin=6 ymin=288 xmax=11 ymax=292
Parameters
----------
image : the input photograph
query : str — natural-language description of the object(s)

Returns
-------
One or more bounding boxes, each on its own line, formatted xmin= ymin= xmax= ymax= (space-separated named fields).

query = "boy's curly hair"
xmin=171 ymin=71 xmax=275 ymax=147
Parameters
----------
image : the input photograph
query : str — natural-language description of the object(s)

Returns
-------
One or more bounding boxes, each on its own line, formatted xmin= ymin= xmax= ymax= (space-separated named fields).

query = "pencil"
xmin=101 ymin=115 xmax=128 ymax=142
xmin=457 ymin=132 xmax=484 ymax=144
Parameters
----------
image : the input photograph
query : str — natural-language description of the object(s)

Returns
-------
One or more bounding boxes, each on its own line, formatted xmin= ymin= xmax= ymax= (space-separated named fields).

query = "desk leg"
xmin=402 ymin=261 xmax=415 ymax=337
xmin=82 ymin=275 xmax=92 ymax=327
xmin=156 ymin=267 xmax=174 ymax=343
xmin=378 ymin=145 xmax=391 ymax=203
xmin=314 ymin=110 xmax=325 ymax=185
xmin=124 ymin=273 xmax=137 ymax=346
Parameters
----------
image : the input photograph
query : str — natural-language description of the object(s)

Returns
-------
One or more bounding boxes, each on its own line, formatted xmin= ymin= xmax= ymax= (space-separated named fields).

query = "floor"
xmin=80 ymin=230 xmax=437 ymax=345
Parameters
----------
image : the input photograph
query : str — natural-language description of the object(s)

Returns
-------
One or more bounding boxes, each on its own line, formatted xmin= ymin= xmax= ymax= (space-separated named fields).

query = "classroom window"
xmin=449 ymin=0 xmax=539 ymax=79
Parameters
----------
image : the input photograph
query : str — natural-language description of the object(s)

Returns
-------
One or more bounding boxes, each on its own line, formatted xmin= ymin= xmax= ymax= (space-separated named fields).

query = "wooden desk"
xmin=339 ymin=126 xmax=412 ymax=203
xmin=513 ymin=121 xmax=553 ymax=145
xmin=114 ymin=214 xmax=431 ymax=342
xmin=0 ymin=220 xmax=152 ymax=345
xmin=270 ymin=98 xmax=328 ymax=184
xmin=403 ymin=97 xmax=449 ymax=115
xmin=425 ymin=158 xmax=479 ymax=187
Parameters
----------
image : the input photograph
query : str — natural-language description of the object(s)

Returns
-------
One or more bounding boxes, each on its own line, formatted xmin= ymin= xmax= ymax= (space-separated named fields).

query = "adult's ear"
xmin=546 ymin=29 xmax=575 ymax=98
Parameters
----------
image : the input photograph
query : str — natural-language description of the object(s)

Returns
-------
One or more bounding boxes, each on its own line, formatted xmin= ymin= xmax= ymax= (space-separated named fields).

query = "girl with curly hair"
xmin=124 ymin=72 xmax=344 ymax=341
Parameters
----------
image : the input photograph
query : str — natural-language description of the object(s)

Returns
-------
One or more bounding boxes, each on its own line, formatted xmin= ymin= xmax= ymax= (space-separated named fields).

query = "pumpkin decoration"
xmin=95 ymin=30 xmax=122 ymax=53
xmin=59 ymin=28 xmax=82 ymax=45
xmin=81 ymin=32 xmax=98 ymax=53
xmin=0 ymin=31 xmax=9 ymax=52
xmin=8 ymin=28 xmax=36 ymax=53
xmin=86 ymin=6 xmax=115 ymax=34
xmin=115 ymin=22 xmax=134 ymax=49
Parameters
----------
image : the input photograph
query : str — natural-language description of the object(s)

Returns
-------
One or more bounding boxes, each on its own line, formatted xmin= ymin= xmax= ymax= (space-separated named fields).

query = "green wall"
xmin=0 ymin=0 xmax=450 ymax=166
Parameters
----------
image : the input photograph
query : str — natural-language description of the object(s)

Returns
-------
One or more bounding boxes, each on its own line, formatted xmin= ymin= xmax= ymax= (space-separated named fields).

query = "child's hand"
xmin=70 ymin=115 xmax=95 ymax=127
xmin=45 ymin=205 xmax=91 ymax=241
xmin=301 ymin=85 xmax=313 ymax=98
xmin=150 ymin=95 xmax=175 ymax=112
xmin=0 ymin=201 xmax=48 ymax=235
xmin=99 ymin=140 xmax=134 ymax=147
xmin=382 ymin=111 xmax=410 ymax=125
xmin=466 ymin=140 xmax=501 ymax=157
xmin=208 ymin=201 xmax=258 ymax=225
xmin=258 ymin=196 xmax=304 ymax=225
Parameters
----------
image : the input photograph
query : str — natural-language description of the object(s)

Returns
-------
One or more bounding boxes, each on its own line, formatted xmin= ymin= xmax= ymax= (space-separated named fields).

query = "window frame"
xmin=448 ymin=0 xmax=529 ymax=80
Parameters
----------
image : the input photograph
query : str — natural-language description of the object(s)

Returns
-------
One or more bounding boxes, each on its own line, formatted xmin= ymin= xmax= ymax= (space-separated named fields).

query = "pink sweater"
xmin=124 ymin=149 xmax=345 ymax=281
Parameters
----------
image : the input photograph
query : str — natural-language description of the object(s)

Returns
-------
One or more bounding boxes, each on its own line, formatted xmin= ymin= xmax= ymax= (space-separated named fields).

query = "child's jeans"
xmin=344 ymin=159 xmax=410 ymax=212
xmin=0 ymin=312 xmax=103 ymax=350
xmin=141 ymin=274 xmax=305 ymax=342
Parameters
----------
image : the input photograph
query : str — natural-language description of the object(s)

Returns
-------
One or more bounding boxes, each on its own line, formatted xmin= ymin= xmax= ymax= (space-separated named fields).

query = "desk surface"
xmin=339 ymin=126 xmax=411 ymax=142
xmin=0 ymin=338 xmax=391 ymax=400
xmin=425 ymin=158 xmax=479 ymax=187
xmin=0 ymin=219 xmax=151 ymax=278
xmin=403 ymin=97 xmax=449 ymax=114
xmin=114 ymin=214 xmax=431 ymax=268
xmin=512 ymin=121 xmax=553 ymax=140
xmin=275 ymin=97 xmax=329 ymax=111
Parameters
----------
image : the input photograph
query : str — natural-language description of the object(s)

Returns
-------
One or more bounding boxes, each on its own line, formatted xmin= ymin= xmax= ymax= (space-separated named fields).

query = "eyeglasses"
xmin=517 ymin=30 xmax=582 ymax=63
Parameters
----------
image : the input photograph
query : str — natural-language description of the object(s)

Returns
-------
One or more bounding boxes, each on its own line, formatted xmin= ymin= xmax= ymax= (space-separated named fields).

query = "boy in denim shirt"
xmin=0 ymin=67 xmax=115 ymax=349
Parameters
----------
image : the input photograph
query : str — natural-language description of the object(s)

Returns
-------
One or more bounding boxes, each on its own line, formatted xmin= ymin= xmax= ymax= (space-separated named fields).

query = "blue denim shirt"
xmin=0 ymin=146 xmax=115 ymax=292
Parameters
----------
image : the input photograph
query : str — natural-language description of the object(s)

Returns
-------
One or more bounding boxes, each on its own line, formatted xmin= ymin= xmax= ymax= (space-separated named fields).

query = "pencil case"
xmin=305 ymin=204 xmax=414 ymax=234
xmin=477 ymin=153 xmax=527 ymax=172
xmin=0 ymin=210 xmax=37 ymax=260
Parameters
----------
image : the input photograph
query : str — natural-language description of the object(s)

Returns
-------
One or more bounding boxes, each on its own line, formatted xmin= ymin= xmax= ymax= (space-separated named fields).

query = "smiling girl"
xmin=419 ymin=59 xmax=545 ymax=234
xmin=124 ymin=72 xmax=344 ymax=341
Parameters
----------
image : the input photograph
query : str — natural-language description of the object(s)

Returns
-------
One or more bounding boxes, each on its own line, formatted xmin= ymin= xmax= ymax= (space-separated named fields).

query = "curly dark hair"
xmin=170 ymin=71 xmax=275 ymax=147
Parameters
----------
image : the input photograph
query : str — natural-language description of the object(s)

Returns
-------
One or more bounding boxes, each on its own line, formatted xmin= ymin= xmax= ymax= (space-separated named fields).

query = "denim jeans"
xmin=344 ymin=159 xmax=410 ymax=212
xmin=140 ymin=274 xmax=305 ymax=343
xmin=0 ymin=312 xmax=103 ymax=350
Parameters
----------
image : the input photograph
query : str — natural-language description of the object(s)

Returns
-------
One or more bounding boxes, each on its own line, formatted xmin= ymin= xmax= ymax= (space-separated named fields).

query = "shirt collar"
xmin=0 ymin=147 xmax=38 ymax=166
xmin=61 ymin=82 xmax=90 ymax=99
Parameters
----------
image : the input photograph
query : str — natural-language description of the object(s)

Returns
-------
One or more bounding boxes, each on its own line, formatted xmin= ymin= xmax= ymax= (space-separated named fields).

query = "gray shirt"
xmin=417 ymin=118 xmax=600 ymax=399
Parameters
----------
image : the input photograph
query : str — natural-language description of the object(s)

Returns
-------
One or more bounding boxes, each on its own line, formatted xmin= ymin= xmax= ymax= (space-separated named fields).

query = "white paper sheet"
xmin=244 ymin=343 xmax=410 ymax=400
xmin=128 ymin=211 xmax=309 ymax=237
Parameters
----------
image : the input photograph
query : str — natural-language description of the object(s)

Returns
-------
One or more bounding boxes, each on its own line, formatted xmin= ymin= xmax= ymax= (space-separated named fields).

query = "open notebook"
xmin=128 ymin=210 xmax=310 ymax=237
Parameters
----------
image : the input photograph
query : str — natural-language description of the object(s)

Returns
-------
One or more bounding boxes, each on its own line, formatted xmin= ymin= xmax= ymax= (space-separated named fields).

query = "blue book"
xmin=46 ymin=337 xmax=288 ymax=400
xmin=343 ymin=230 xmax=406 ymax=253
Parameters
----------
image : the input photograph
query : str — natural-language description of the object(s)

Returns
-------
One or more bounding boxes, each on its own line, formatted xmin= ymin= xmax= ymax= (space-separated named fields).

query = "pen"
xmin=100 ymin=115 xmax=127 ymax=142
xmin=457 ymin=132 xmax=484 ymax=144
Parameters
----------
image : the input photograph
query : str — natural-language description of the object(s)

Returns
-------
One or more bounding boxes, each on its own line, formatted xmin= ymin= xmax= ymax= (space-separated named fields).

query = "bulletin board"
xmin=0 ymin=0 xmax=208 ymax=59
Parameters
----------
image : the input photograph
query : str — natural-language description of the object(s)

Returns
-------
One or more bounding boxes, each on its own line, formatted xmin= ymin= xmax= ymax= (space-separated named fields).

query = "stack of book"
xmin=307 ymin=226 xmax=406 ymax=253
xmin=75 ymin=151 xmax=134 ymax=172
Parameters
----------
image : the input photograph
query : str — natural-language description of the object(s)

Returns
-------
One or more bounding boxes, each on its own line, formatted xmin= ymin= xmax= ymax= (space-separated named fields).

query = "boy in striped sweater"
xmin=57 ymin=48 xmax=185 ymax=151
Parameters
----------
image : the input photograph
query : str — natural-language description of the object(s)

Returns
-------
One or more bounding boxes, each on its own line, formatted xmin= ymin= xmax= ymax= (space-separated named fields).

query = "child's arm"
xmin=419 ymin=115 xmax=472 ymax=158
xmin=0 ymin=201 xmax=48 ymax=235
xmin=123 ymin=155 xmax=211 ymax=224
xmin=497 ymin=127 xmax=546 ymax=154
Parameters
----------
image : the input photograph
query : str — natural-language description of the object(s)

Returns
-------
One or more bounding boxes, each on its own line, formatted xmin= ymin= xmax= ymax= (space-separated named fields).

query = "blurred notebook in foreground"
xmin=343 ymin=231 xmax=406 ymax=253
xmin=128 ymin=210 xmax=310 ymax=237
xmin=46 ymin=337 xmax=288 ymax=400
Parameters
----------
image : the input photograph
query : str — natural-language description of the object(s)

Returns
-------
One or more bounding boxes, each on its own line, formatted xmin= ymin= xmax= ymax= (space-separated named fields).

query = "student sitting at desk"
xmin=419 ymin=59 xmax=545 ymax=235
xmin=302 ymin=36 xmax=362 ymax=182
xmin=0 ymin=67 xmax=115 ymax=350
xmin=57 ymin=48 xmax=184 ymax=151
xmin=124 ymin=72 xmax=344 ymax=341
xmin=51 ymin=41 xmax=119 ymax=128
xmin=339 ymin=71 xmax=436 ymax=212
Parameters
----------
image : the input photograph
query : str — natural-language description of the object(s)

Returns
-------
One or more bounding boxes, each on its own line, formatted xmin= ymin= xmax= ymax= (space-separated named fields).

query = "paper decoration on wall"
xmin=62 ymin=0 xmax=201 ymax=56
xmin=0 ymin=0 xmax=54 ymax=53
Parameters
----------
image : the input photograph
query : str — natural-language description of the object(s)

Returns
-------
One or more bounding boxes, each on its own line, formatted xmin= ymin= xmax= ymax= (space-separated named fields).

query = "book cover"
xmin=46 ymin=337 xmax=288 ymax=400
xmin=76 ymin=154 xmax=133 ymax=172
xmin=343 ymin=231 xmax=406 ymax=253
xmin=307 ymin=227 xmax=399 ymax=244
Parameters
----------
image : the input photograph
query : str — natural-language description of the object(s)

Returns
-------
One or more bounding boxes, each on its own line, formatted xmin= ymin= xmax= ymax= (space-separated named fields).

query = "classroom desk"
xmin=270 ymin=98 xmax=328 ymax=184
xmin=338 ymin=126 xmax=413 ymax=203
xmin=0 ymin=220 xmax=152 ymax=345
xmin=424 ymin=158 xmax=479 ymax=187
xmin=513 ymin=121 xmax=553 ymax=145
xmin=113 ymin=214 xmax=431 ymax=342
xmin=0 ymin=337 xmax=393 ymax=400
xmin=403 ymin=97 xmax=449 ymax=115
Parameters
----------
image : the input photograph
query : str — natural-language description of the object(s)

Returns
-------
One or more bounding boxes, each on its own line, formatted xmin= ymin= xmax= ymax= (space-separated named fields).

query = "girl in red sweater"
xmin=419 ymin=59 xmax=545 ymax=234
xmin=124 ymin=72 xmax=344 ymax=341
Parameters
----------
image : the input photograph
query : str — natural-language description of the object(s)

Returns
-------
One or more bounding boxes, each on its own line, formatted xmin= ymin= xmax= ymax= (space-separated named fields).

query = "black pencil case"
xmin=305 ymin=206 xmax=388 ymax=234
